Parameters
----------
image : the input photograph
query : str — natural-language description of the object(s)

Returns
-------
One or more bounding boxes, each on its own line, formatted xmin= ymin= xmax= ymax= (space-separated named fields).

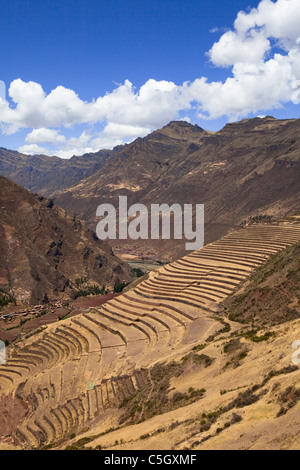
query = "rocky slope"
xmin=0 ymin=176 xmax=133 ymax=304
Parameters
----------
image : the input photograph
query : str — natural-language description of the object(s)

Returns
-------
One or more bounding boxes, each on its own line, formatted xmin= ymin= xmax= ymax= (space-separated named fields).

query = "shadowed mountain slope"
xmin=0 ymin=176 xmax=133 ymax=304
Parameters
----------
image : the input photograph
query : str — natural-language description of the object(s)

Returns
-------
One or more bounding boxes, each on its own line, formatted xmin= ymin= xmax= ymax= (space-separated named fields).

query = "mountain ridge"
xmin=1 ymin=116 xmax=300 ymax=260
xmin=0 ymin=145 xmax=126 ymax=196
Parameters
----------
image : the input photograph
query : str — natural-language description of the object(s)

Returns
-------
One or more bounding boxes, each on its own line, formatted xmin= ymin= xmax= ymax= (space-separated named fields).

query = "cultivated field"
xmin=1 ymin=222 xmax=300 ymax=450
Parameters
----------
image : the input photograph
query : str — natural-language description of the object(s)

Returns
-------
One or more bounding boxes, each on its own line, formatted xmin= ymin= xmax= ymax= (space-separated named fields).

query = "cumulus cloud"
xmin=202 ymin=0 xmax=300 ymax=118
xmin=209 ymin=30 xmax=271 ymax=67
xmin=209 ymin=0 xmax=300 ymax=66
xmin=53 ymin=131 xmax=95 ymax=159
xmin=0 ymin=0 xmax=298 ymax=158
xmin=102 ymin=123 xmax=151 ymax=141
xmin=1 ymin=78 xmax=183 ymax=137
xmin=234 ymin=0 xmax=300 ymax=47
xmin=190 ymin=51 xmax=299 ymax=120
xmin=18 ymin=143 xmax=52 ymax=155
xmin=25 ymin=128 xmax=67 ymax=145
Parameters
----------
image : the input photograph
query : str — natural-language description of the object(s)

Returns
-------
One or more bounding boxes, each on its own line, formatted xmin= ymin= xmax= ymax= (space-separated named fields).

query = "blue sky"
xmin=0 ymin=0 xmax=299 ymax=157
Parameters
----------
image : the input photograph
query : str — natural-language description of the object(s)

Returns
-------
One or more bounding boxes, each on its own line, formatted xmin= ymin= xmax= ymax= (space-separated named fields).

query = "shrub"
xmin=114 ymin=282 xmax=129 ymax=293
xmin=231 ymin=413 xmax=243 ymax=424
xmin=192 ymin=344 xmax=206 ymax=352
xmin=132 ymin=268 xmax=145 ymax=278
xmin=0 ymin=290 xmax=14 ymax=308
xmin=242 ymin=329 xmax=275 ymax=343
xmin=77 ymin=284 xmax=105 ymax=297
xmin=181 ymin=353 xmax=214 ymax=367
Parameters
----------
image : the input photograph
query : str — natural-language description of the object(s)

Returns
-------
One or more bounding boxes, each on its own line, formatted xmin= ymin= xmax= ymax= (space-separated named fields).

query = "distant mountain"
xmin=0 ymin=146 xmax=124 ymax=196
xmin=0 ymin=176 xmax=133 ymax=304
xmin=53 ymin=117 xmax=300 ymax=260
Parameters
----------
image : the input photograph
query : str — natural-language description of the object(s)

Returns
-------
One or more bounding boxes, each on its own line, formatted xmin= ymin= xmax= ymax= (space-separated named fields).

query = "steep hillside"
xmin=224 ymin=238 xmax=300 ymax=327
xmin=0 ymin=176 xmax=133 ymax=304
xmin=0 ymin=147 xmax=121 ymax=196
xmin=53 ymin=117 xmax=300 ymax=260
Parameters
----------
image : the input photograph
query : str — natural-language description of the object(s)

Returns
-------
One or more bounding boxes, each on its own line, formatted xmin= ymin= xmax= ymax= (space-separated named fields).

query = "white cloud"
xmin=102 ymin=122 xmax=151 ymax=138
xmin=26 ymin=128 xmax=67 ymax=145
xmin=190 ymin=50 xmax=298 ymax=120
xmin=234 ymin=0 xmax=300 ymax=47
xmin=0 ymin=81 xmax=5 ymax=101
xmin=209 ymin=0 xmax=300 ymax=67
xmin=209 ymin=29 xmax=270 ymax=67
xmin=52 ymin=130 xmax=95 ymax=159
xmin=18 ymin=143 xmax=52 ymax=155
xmin=1 ymin=0 xmax=299 ymax=158
xmin=199 ymin=0 xmax=300 ymax=119
xmin=180 ymin=115 xmax=191 ymax=123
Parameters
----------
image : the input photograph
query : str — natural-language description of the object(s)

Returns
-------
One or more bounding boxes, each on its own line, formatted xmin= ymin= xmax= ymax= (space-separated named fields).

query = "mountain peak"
xmin=147 ymin=120 xmax=206 ymax=142
xmin=164 ymin=120 xmax=204 ymax=131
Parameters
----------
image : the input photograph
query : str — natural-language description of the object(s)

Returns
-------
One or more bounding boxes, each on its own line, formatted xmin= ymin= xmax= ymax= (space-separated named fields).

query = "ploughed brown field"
xmin=1 ymin=219 xmax=300 ymax=450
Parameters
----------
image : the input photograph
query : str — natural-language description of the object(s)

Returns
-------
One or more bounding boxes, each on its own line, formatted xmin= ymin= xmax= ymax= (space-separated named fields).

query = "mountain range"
xmin=53 ymin=117 xmax=300 ymax=259
xmin=0 ymin=146 xmax=124 ymax=196
xmin=1 ymin=116 xmax=300 ymax=261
